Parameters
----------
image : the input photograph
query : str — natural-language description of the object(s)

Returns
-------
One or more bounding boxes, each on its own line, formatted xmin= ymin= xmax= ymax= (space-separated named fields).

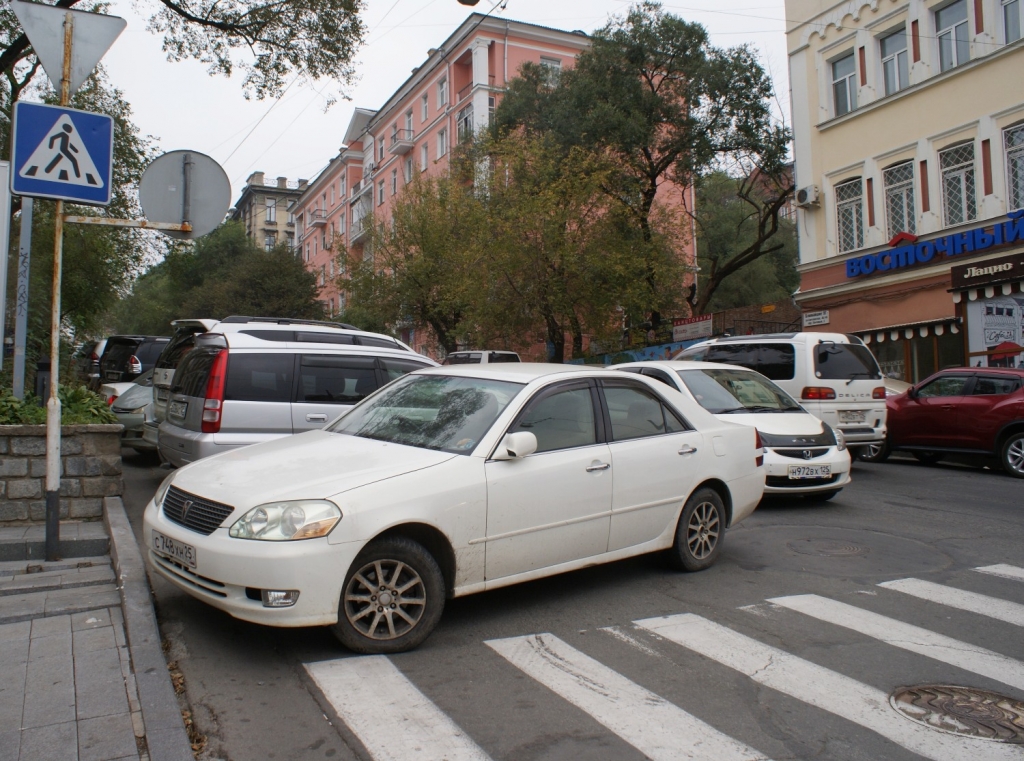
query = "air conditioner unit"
xmin=795 ymin=185 xmax=820 ymax=208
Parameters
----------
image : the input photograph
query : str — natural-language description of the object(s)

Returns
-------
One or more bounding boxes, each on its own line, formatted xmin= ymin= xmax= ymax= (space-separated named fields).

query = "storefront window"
xmin=874 ymin=339 xmax=907 ymax=381
xmin=912 ymin=335 xmax=936 ymax=380
xmin=936 ymin=330 xmax=963 ymax=371
xmin=868 ymin=330 xmax=964 ymax=383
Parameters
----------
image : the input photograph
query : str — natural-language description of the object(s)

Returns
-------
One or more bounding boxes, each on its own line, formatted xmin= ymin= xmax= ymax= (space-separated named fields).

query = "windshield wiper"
xmin=845 ymin=371 xmax=878 ymax=385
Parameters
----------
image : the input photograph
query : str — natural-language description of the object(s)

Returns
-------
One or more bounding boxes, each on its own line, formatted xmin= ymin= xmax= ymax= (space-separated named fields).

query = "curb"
xmin=104 ymin=496 xmax=194 ymax=761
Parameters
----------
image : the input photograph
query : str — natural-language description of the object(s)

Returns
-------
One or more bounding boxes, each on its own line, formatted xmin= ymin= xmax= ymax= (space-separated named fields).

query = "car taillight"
xmin=872 ymin=387 xmax=885 ymax=399
xmin=801 ymin=386 xmax=837 ymax=400
xmin=128 ymin=355 xmax=142 ymax=375
xmin=89 ymin=352 xmax=99 ymax=361
xmin=754 ymin=429 xmax=764 ymax=467
xmin=201 ymin=350 xmax=228 ymax=434
xmin=107 ymin=395 xmax=117 ymax=406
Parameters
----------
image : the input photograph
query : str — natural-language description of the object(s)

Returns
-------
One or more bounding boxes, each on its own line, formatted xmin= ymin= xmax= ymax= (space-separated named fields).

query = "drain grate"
xmin=786 ymin=539 xmax=866 ymax=557
xmin=891 ymin=685 xmax=1024 ymax=742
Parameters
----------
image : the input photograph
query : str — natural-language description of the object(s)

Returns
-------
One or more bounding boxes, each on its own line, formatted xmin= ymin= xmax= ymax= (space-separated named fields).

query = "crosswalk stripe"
xmin=879 ymin=578 xmax=1024 ymax=627
xmin=767 ymin=594 xmax=1024 ymax=691
xmin=975 ymin=564 xmax=1024 ymax=583
xmin=304 ymin=656 xmax=491 ymax=761
xmin=635 ymin=614 xmax=1024 ymax=761
xmin=486 ymin=633 xmax=770 ymax=761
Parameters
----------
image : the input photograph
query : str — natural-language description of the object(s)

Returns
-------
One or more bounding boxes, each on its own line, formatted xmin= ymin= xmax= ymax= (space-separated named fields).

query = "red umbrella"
xmin=990 ymin=341 xmax=1024 ymax=361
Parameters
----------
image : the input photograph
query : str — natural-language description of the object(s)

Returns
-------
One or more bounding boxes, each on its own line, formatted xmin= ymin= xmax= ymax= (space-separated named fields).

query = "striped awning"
xmin=857 ymin=318 xmax=960 ymax=344
xmin=951 ymin=281 xmax=1024 ymax=303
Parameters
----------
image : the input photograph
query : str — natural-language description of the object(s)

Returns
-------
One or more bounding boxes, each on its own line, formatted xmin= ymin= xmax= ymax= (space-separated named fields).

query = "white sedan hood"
xmin=715 ymin=411 xmax=826 ymax=436
xmin=169 ymin=430 xmax=457 ymax=508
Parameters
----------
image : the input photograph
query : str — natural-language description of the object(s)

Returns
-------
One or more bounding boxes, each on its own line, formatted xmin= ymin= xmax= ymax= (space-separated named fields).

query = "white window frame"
xmin=378 ymin=180 xmax=385 ymax=206
xmin=457 ymin=104 xmax=474 ymax=143
xmin=338 ymin=210 xmax=346 ymax=235
xmin=539 ymin=56 xmax=562 ymax=86
xmin=883 ymin=161 xmax=916 ymax=238
xmin=936 ymin=0 xmax=970 ymax=72
xmin=1005 ymin=0 xmax=1022 ymax=43
xmin=264 ymin=233 xmax=275 ymax=250
xmin=265 ymin=198 xmax=276 ymax=223
xmin=1005 ymin=123 xmax=1024 ymax=211
xmin=438 ymin=77 xmax=448 ymax=109
xmin=404 ymin=157 xmax=413 ymax=183
xmin=420 ymin=143 xmax=429 ymax=171
xmin=831 ymin=52 xmax=857 ymax=117
xmin=835 ymin=178 xmax=865 ymax=253
xmin=421 ymin=93 xmax=429 ymax=122
xmin=405 ymin=110 xmax=414 ymax=133
xmin=939 ymin=141 xmax=977 ymax=226
xmin=879 ymin=28 xmax=909 ymax=96
xmin=391 ymin=168 xmax=397 ymax=196
xmin=437 ymin=128 xmax=448 ymax=158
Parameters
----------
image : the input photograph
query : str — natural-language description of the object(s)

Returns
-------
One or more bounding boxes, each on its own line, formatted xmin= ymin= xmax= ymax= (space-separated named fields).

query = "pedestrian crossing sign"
xmin=10 ymin=101 xmax=114 ymax=205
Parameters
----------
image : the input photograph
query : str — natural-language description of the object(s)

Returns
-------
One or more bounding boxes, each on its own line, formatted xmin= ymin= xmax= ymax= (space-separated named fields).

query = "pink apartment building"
xmin=292 ymin=13 xmax=695 ymax=357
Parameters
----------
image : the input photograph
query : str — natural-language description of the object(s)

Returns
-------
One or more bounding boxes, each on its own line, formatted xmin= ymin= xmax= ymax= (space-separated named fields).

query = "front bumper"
xmin=763 ymin=447 xmax=852 ymax=494
xmin=115 ymin=412 xmax=155 ymax=451
xmin=143 ymin=498 xmax=361 ymax=627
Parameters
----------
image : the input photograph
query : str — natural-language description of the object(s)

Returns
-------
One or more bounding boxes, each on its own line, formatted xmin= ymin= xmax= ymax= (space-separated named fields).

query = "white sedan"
xmin=143 ymin=364 xmax=765 ymax=653
xmin=616 ymin=361 xmax=852 ymax=500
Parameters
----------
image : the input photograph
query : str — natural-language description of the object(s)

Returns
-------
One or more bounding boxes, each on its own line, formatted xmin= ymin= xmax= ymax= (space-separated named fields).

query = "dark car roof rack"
xmin=219 ymin=316 xmax=361 ymax=331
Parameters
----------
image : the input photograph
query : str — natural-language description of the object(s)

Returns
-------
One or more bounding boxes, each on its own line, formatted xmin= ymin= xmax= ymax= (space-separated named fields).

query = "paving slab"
xmin=78 ymin=712 xmax=139 ymax=761
xmin=19 ymin=720 xmax=78 ymax=761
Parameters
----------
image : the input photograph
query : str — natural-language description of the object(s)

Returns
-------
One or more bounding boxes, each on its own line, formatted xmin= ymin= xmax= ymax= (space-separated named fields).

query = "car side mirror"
xmin=492 ymin=431 xmax=538 ymax=460
xmin=907 ymin=387 xmax=918 ymax=398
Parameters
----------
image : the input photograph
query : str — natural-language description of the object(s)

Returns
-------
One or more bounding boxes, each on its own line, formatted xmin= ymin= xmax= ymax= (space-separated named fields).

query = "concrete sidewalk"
xmin=0 ymin=500 xmax=192 ymax=761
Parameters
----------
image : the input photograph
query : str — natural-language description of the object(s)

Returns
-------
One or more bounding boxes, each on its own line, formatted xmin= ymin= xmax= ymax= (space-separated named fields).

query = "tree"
xmin=692 ymin=171 xmax=799 ymax=313
xmin=493 ymin=1 xmax=792 ymax=322
xmin=0 ymin=0 xmax=365 ymax=105
xmin=113 ymin=222 xmax=324 ymax=333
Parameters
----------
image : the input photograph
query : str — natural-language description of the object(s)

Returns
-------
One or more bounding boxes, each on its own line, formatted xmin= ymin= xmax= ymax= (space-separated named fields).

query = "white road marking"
xmin=767 ymin=594 xmax=1024 ymax=691
xmin=975 ymin=564 xmax=1024 ymax=583
xmin=879 ymin=578 xmax=1024 ymax=627
xmin=304 ymin=656 xmax=491 ymax=761
xmin=635 ymin=614 xmax=1024 ymax=761
xmin=486 ymin=633 xmax=770 ymax=761
xmin=598 ymin=625 xmax=662 ymax=657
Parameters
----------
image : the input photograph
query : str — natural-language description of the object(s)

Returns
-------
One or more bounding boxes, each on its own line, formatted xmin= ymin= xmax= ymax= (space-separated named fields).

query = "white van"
xmin=674 ymin=332 xmax=886 ymax=450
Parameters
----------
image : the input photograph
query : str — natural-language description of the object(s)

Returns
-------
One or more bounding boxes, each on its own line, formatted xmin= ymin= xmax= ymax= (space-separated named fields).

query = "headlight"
xmin=153 ymin=472 xmax=175 ymax=508
xmin=834 ymin=428 xmax=847 ymax=451
xmin=229 ymin=500 xmax=341 ymax=541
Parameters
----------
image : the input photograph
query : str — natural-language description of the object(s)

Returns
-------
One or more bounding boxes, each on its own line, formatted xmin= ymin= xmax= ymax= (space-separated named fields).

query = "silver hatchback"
xmin=158 ymin=332 xmax=437 ymax=467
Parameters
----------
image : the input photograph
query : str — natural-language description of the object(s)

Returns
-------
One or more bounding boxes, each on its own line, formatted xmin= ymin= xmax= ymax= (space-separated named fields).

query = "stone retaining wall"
xmin=0 ymin=424 xmax=123 ymax=522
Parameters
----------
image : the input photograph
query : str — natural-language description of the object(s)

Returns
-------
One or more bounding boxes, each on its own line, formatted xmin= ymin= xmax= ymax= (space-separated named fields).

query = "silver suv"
xmin=158 ymin=329 xmax=435 ymax=467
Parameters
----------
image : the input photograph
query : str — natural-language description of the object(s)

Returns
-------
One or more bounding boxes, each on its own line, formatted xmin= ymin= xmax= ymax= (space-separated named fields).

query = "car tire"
xmin=913 ymin=451 xmax=942 ymax=465
xmin=1000 ymin=433 xmax=1024 ymax=479
xmin=330 ymin=537 xmax=445 ymax=654
xmin=856 ymin=441 xmax=890 ymax=463
xmin=668 ymin=488 xmax=725 ymax=573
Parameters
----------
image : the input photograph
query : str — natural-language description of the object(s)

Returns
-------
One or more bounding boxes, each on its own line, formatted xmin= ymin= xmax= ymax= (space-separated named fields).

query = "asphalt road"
xmin=120 ymin=450 xmax=1024 ymax=761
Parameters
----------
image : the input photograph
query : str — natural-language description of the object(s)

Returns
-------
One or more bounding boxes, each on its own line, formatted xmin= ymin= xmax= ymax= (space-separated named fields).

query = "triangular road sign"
xmin=11 ymin=1 xmax=126 ymax=97
xmin=19 ymin=113 xmax=104 ymax=189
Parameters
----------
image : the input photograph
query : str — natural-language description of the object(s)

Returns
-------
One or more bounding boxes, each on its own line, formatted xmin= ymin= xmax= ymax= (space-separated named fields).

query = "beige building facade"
xmin=787 ymin=0 xmax=1024 ymax=380
xmin=230 ymin=172 xmax=307 ymax=252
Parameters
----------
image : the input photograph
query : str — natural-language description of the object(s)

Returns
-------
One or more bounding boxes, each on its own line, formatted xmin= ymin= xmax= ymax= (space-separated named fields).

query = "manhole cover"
xmin=891 ymin=685 xmax=1024 ymax=742
xmin=786 ymin=539 xmax=866 ymax=557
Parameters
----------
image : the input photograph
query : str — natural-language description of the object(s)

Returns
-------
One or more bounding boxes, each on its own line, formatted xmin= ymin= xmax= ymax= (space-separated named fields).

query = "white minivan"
xmin=674 ymin=332 xmax=886 ymax=452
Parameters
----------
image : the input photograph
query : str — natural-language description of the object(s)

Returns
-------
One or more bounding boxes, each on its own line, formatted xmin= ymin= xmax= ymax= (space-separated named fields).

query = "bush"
xmin=0 ymin=386 xmax=118 ymax=425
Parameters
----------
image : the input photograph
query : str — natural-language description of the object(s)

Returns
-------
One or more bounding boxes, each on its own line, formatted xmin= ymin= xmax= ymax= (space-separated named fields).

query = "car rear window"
xmin=157 ymin=330 xmax=206 ymax=369
xmin=298 ymin=356 xmax=378 ymax=403
xmin=488 ymin=352 xmax=520 ymax=363
xmin=380 ymin=357 xmax=432 ymax=381
xmin=444 ymin=353 xmax=481 ymax=364
xmin=225 ymin=354 xmax=294 ymax=403
xmin=135 ymin=341 xmax=168 ymax=365
xmin=813 ymin=342 xmax=881 ymax=380
xmin=172 ymin=349 xmax=220 ymax=398
xmin=704 ymin=343 xmax=796 ymax=381
xmin=101 ymin=340 xmax=140 ymax=370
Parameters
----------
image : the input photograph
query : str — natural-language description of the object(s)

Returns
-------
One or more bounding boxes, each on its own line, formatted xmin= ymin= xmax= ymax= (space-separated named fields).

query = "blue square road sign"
xmin=11 ymin=101 xmax=114 ymax=206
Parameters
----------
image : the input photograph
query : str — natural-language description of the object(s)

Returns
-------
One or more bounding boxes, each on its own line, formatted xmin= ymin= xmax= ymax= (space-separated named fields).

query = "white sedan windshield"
xmin=327 ymin=374 xmax=524 ymax=454
xmin=676 ymin=368 xmax=802 ymax=414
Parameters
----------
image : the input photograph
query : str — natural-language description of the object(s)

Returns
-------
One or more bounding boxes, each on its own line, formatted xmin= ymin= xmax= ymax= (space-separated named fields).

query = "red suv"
xmin=867 ymin=367 xmax=1024 ymax=477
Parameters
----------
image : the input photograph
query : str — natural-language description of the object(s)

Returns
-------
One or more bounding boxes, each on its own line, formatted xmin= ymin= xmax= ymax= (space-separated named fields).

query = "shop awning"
xmin=855 ymin=318 xmax=960 ymax=344
xmin=951 ymin=281 xmax=1024 ymax=303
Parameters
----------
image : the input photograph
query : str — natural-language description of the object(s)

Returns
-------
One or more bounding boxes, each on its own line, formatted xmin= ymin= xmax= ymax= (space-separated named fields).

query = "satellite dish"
xmin=139 ymin=150 xmax=230 ymax=239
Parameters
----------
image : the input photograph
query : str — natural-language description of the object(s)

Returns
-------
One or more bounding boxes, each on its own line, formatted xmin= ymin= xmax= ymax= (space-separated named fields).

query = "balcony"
xmin=350 ymin=180 xmax=371 ymax=205
xmin=458 ymin=76 xmax=495 ymax=103
xmin=350 ymin=216 xmax=370 ymax=243
xmin=309 ymin=210 xmax=328 ymax=227
xmin=388 ymin=129 xmax=415 ymax=156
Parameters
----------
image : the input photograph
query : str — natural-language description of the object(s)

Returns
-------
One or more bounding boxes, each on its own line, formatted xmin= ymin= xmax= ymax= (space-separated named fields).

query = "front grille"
xmin=838 ymin=427 xmax=875 ymax=435
xmin=151 ymin=553 xmax=227 ymax=597
xmin=772 ymin=448 xmax=830 ymax=460
xmin=767 ymin=475 xmax=840 ymax=488
xmin=163 ymin=486 xmax=234 ymax=535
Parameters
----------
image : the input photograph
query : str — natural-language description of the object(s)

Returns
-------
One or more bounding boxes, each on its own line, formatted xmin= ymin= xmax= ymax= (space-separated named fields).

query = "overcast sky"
xmin=100 ymin=0 xmax=790 ymax=206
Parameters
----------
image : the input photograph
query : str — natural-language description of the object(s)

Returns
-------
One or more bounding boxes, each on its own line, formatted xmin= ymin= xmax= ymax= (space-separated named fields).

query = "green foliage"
xmin=114 ymin=222 xmax=325 ymax=334
xmin=1 ymin=0 xmax=366 ymax=102
xmin=0 ymin=386 xmax=117 ymax=425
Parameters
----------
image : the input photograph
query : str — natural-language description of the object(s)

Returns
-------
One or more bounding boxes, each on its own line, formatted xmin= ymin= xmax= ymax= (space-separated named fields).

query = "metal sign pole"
xmin=12 ymin=199 xmax=32 ymax=399
xmin=44 ymin=12 xmax=74 ymax=562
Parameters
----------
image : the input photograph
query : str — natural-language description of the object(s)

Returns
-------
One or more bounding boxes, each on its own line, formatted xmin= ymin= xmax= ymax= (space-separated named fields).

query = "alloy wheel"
xmin=343 ymin=559 xmax=427 ymax=640
xmin=686 ymin=501 xmax=720 ymax=560
xmin=1007 ymin=437 xmax=1024 ymax=475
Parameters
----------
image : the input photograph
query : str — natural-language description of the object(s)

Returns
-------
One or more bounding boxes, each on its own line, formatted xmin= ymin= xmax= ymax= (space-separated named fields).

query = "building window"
xmin=379 ymin=140 xmax=385 ymax=161
xmin=421 ymin=93 xmax=429 ymax=121
xmin=405 ymin=110 xmax=413 ymax=133
xmin=835 ymin=178 xmax=864 ymax=253
xmin=330 ymin=185 xmax=335 ymax=206
xmin=1007 ymin=0 xmax=1022 ymax=43
xmin=264 ymin=233 xmax=276 ymax=250
xmin=883 ymin=161 xmax=916 ymax=237
xmin=831 ymin=53 xmax=857 ymax=117
xmin=1006 ymin=124 xmax=1024 ymax=210
xmin=880 ymin=29 xmax=909 ymax=95
xmin=937 ymin=0 xmax=969 ymax=72
xmin=404 ymin=157 xmax=413 ymax=183
xmin=338 ymin=210 xmax=347 ymax=235
xmin=320 ymin=265 xmax=326 ymax=287
xmin=940 ymin=142 xmax=977 ymax=225
xmin=391 ymin=168 xmax=397 ymax=195
xmin=438 ymin=77 xmax=448 ymax=108
xmin=420 ymin=143 xmax=429 ymax=171
xmin=265 ymin=198 xmax=276 ymax=223
xmin=339 ymin=293 xmax=346 ymax=313
xmin=457 ymin=104 xmax=474 ymax=143
xmin=438 ymin=128 xmax=448 ymax=158
xmin=539 ymin=57 xmax=562 ymax=87
xmin=305 ymin=243 xmax=310 ymax=261
xmin=285 ymin=233 xmax=293 ymax=251
xmin=378 ymin=180 xmax=385 ymax=206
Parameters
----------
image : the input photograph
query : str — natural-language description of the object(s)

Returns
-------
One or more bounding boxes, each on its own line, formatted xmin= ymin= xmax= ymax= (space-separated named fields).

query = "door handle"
xmin=586 ymin=462 xmax=611 ymax=472
xmin=306 ymin=414 xmax=328 ymax=422
xmin=677 ymin=445 xmax=698 ymax=455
